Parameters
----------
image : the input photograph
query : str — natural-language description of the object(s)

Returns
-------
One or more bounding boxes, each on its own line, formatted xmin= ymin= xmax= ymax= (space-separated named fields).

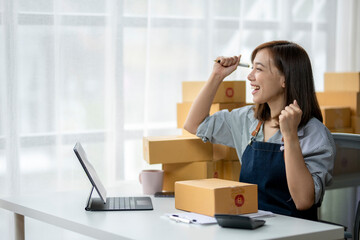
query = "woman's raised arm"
xmin=183 ymin=55 xmax=241 ymax=134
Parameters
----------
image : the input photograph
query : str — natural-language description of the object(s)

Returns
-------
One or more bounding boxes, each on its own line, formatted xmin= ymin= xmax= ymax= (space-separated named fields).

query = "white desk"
xmin=0 ymin=181 xmax=344 ymax=240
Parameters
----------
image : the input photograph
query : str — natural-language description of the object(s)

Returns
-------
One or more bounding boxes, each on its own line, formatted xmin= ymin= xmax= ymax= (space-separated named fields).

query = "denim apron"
xmin=239 ymin=121 xmax=318 ymax=220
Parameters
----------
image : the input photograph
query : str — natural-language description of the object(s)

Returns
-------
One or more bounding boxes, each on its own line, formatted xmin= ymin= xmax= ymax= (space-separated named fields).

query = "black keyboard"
xmin=86 ymin=196 xmax=153 ymax=211
xmin=89 ymin=197 xmax=136 ymax=211
xmin=107 ymin=197 xmax=136 ymax=210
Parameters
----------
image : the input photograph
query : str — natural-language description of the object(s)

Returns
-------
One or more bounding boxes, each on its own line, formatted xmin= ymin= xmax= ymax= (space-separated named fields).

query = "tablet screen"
xmin=74 ymin=142 xmax=107 ymax=203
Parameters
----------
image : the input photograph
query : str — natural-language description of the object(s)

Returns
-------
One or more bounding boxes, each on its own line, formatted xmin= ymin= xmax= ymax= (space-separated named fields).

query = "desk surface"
xmin=0 ymin=181 xmax=343 ymax=240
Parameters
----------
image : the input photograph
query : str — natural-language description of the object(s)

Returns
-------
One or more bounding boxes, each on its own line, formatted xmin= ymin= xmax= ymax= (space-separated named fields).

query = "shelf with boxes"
xmin=143 ymin=80 xmax=248 ymax=192
xmin=317 ymin=72 xmax=360 ymax=177
xmin=317 ymin=72 xmax=360 ymax=133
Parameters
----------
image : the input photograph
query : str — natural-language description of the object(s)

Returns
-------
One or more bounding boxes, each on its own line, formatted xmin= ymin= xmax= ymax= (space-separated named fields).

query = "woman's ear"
xmin=281 ymin=75 xmax=285 ymax=88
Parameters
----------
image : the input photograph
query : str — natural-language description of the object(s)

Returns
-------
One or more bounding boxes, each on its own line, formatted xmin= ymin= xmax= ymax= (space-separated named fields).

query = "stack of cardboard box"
xmin=143 ymin=80 xmax=247 ymax=192
xmin=316 ymin=72 xmax=360 ymax=176
xmin=316 ymin=72 xmax=360 ymax=133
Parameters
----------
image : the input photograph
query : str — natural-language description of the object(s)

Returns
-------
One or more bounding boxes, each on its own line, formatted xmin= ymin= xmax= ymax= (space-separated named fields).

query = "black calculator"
xmin=215 ymin=214 xmax=265 ymax=229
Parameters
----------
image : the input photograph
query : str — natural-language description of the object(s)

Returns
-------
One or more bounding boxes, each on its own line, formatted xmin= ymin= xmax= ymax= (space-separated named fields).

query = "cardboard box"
xmin=143 ymin=136 xmax=213 ymax=164
xmin=177 ymin=102 xmax=247 ymax=129
xmin=182 ymin=81 xmax=246 ymax=103
xmin=333 ymin=146 xmax=360 ymax=176
xmin=352 ymin=116 xmax=360 ymax=134
xmin=324 ymin=72 xmax=360 ymax=92
xmin=321 ymin=106 xmax=351 ymax=129
xmin=223 ymin=160 xmax=241 ymax=181
xmin=162 ymin=161 xmax=223 ymax=192
xmin=213 ymin=144 xmax=239 ymax=161
xmin=328 ymin=127 xmax=353 ymax=133
xmin=316 ymin=92 xmax=360 ymax=116
xmin=175 ymin=178 xmax=257 ymax=216
xmin=171 ymin=132 xmax=240 ymax=161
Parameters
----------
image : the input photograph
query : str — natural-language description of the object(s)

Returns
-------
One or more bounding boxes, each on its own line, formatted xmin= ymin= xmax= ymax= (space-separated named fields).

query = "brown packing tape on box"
xmin=143 ymin=135 xmax=213 ymax=164
xmin=175 ymin=178 xmax=257 ymax=217
xmin=321 ymin=106 xmax=351 ymax=129
xmin=324 ymin=72 xmax=360 ymax=92
xmin=182 ymin=81 xmax=246 ymax=103
xmin=316 ymin=92 xmax=360 ymax=116
xmin=177 ymin=102 xmax=247 ymax=129
xmin=162 ymin=160 xmax=223 ymax=192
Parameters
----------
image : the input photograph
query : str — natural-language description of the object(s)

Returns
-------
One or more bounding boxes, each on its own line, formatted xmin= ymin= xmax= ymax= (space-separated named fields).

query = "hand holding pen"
xmin=214 ymin=59 xmax=251 ymax=68
xmin=212 ymin=55 xmax=242 ymax=80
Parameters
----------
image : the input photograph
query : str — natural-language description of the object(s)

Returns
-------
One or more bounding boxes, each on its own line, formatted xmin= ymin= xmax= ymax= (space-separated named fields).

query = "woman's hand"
xmin=280 ymin=100 xmax=315 ymax=210
xmin=279 ymin=100 xmax=302 ymax=138
xmin=212 ymin=55 xmax=241 ymax=80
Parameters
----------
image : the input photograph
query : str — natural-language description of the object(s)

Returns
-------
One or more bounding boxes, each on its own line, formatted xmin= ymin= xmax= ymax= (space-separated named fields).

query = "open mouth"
xmin=251 ymin=85 xmax=260 ymax=90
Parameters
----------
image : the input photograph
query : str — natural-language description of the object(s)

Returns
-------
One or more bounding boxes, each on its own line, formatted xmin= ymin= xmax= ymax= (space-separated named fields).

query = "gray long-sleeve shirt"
xmin=196 ymin=105 xmax=335 ymax=205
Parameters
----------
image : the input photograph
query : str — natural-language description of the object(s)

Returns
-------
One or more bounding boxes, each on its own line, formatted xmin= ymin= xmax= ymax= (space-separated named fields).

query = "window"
xmin=1 ymin=0 xmax=336 ymax=195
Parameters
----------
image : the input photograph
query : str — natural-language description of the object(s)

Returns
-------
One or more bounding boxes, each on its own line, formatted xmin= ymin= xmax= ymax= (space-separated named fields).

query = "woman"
xmin=183 ymin=40 xmax=335 ymax=220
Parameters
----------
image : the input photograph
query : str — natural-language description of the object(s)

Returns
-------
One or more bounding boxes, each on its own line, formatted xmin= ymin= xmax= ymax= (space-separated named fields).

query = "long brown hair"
xmin=252 ymin=40 xmax=322 ymax=128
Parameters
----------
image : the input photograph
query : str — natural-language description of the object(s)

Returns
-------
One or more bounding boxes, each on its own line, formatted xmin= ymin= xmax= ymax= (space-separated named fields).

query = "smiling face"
xmin=248 ymin=48 xmax=286 ymax=111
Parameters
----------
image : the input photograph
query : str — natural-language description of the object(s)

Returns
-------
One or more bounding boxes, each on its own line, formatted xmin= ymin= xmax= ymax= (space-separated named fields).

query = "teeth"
xmin=251 ymin=86 xmax=260 ymax=90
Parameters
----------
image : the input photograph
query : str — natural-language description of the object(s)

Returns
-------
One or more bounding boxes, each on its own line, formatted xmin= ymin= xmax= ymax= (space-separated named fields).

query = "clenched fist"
xmin=279 ymin=100 xmax=302 ymax=138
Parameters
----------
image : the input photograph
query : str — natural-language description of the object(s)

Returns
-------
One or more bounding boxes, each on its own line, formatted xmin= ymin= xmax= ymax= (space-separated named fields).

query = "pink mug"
xmin=139 ymin=170 xmax=164 ymax=195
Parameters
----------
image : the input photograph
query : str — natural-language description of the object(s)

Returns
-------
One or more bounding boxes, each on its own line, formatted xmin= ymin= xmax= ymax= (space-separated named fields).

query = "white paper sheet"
xmin=166 ymin=210 xmax=275 ymax=225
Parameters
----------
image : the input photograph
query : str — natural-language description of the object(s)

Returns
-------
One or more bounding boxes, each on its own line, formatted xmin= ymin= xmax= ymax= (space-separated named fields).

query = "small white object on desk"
xmin=166 ymin=212 xmax=217 ymax=224
xmin=169 ymin=215 xmax=192 ymax=224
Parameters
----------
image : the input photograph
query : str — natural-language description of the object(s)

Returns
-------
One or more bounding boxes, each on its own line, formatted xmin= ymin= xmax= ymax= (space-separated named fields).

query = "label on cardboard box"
xmin=175 ymin=178 xmax=257 ymax=217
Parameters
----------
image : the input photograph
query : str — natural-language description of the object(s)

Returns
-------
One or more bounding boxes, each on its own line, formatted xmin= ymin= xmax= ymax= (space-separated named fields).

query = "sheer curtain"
xmin=0 ymin=0 xmax=358 ymax=239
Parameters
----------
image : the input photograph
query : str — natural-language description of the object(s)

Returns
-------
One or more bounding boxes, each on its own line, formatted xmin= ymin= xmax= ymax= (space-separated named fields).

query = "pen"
xmin=169 ymin=214 xmax=192 ymax=224
xmin=214 ymin=59 xmax=251 ymax=68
